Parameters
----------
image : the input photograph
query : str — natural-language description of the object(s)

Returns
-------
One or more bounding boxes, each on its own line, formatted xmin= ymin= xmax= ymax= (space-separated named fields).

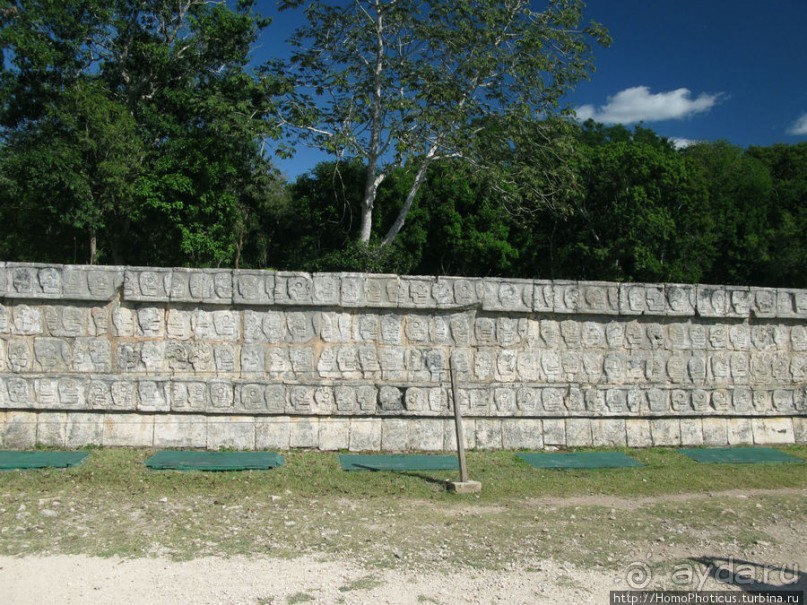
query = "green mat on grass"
xmin=517 ymin=452 xmax=643 ymax=469
xmin=0 ymin=450 xmax=89 ymax=470
xmin=145 ymin=450 xmax=285 ymax=471
xmin=678 ymin=447 xmax=802 ymax=464
xmin=339 ymin=454 xmax=459 ymax=472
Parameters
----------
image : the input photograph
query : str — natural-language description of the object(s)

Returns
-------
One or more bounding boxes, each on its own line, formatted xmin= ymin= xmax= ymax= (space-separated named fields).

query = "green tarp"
xmin=145 ymin=450 xmax=285 ymax=471
xmin=678 ymin=447 xmax=802 ymax=464
xmin=339 ymin=454 xmax=459 ymax=472
xmin=0 ymin=450 xmax=89 ymax=470
xmin=517 ymin=452 xmax=644 ymax=469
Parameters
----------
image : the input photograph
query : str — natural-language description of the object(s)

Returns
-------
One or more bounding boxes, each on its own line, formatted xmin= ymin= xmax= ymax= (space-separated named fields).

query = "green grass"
xmin=0 ymin=446 xmax=804 ymax=571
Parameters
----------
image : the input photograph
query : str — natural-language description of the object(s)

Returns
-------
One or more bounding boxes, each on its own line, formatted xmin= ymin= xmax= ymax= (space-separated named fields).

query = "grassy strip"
xmin=0 ymin=446 xmax=804 ymax=569
xmin=1 ymin=446 xmax=805 ymax=501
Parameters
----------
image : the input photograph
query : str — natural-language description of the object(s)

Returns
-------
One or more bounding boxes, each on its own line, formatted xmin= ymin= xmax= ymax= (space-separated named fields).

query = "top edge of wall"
xmin=0 ymin=262 xmax=805 ymax=319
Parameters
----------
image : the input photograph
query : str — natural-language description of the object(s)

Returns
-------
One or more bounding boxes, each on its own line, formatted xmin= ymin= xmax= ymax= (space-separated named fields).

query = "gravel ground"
xmin=0 ymin=553 xmax=655 ymax=604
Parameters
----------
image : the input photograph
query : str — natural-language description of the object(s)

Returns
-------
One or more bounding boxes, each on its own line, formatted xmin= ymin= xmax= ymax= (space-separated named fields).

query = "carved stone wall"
xmin=0 ymin=262 xmax=805 ymax=450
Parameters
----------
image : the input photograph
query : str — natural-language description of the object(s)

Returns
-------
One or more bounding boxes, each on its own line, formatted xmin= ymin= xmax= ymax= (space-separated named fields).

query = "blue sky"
xmin=254 ymin=1 xmax=807 ymax=179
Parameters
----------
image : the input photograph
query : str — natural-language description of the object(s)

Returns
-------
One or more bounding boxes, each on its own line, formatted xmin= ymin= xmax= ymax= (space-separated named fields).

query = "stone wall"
xmin=0 ymin=262 xmax=805 ymax=451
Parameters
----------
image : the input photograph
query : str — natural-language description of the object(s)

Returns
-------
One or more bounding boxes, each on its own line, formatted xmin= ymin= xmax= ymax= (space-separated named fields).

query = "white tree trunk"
xmin=358 ymin=1 xmax=387 ymax=244
xmin=381 ymin=146 xmax=438 ymax=246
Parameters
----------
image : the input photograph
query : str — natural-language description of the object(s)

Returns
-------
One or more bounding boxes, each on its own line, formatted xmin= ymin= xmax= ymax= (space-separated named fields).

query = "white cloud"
xmin=576 ymin=86 xmax=723 ymax=125
xmin=671 ymin=137 xmax=699 ymax=150
xmin=787 ymin=113 xmax=807 ymax=136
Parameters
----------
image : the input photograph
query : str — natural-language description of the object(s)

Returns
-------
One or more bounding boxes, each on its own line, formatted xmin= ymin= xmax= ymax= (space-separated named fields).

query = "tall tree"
xmin=747 ymin=142 xmax=807 ymax=287
xmin=0 ymin=0 xmax=284 ymax=266
xmin=275 ymin=0 xmax=609 ymax=247
xmin=545 ymin=125 xmax=713 ymax=283
xmin=683 ymin=141 xmax=773 ymax=285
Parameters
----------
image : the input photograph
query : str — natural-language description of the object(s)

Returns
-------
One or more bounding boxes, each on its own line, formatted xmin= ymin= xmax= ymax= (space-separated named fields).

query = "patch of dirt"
xmin=2 ymin=489 xmax=806 ymax=603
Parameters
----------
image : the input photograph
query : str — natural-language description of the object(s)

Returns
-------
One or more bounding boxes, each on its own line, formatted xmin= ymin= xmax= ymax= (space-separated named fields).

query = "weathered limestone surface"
xmin=0 ymin=262 xmax=805 ymax=450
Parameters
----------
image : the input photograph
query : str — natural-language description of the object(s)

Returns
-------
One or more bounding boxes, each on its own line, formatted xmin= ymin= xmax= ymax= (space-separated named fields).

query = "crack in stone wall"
xmin=0 ymin=262 xmax=805 ymax=450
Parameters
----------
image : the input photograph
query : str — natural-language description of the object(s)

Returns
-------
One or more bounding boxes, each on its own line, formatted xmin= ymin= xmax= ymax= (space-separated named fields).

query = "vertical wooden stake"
xmin=449 ymin=352 xmax=469 ymax=483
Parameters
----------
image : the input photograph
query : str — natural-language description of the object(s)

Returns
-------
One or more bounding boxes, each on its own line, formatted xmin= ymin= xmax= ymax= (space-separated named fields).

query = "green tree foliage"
xmin=275 ymin=0 xmax=609 ymax=247
xmin=682 ymin=141 xmax=774 ymax=285
xmin=276 ymin=123 xmax=806 ymax=287
xmin=544 ymin=124 xmax=714 ymax=283
xmin=746 ymin=143 xmax=807 ymax=287
xmin=0 ymin=0 xmax=284 ymax=266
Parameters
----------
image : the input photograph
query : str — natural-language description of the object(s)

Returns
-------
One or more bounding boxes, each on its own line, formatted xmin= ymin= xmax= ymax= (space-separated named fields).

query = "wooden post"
xmin=448 ymin=352 xmax=480 ymax=492
xmin=449 ymin=352 xmax=469 ymax=483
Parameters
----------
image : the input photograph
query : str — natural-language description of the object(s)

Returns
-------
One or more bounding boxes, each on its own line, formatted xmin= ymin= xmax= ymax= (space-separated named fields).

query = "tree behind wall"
xmin=275 ymin=0 xmax=609 ymax=251
xmin=0 ymin=0 xmax=284 ymax=266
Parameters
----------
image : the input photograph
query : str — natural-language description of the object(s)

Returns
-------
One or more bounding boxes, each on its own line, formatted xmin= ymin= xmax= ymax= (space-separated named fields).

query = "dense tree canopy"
xmin=0 ymin=0 xmax=285 ymax=266
xmin=274 ymin=0 xmax=609 ymax=248
xmin=266 ymin=127 xmax=806 ymax=288
xmin=0 ymin=2 xmax=804 ymax=287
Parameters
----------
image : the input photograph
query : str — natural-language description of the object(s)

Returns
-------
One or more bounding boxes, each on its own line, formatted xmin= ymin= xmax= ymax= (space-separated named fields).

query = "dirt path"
xmin=0 ymin=554 xmax=625 ymax=604
xmin=2 ymin=489 xmax=806 ymax=604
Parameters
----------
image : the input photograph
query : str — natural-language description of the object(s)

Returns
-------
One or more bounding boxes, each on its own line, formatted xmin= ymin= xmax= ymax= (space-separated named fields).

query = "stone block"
xmin=364 ymin=274 xmax=399 ymax=308
xmin=289 ymin=417 xmax=319 ymax=448
xmin=154 ymin=415 xmax=207 ymax=448
xmin=274 ymin=272 xmax=314 ymax=305
xmin=62 ymin=266 xmax=124 ymax=301
xmin=318 ymin=418 xmax=350 ymax=451
xmin=625 ymin=419 xmax=653 ymax=448
xmin=725 ymin=287 xmax=753 ymax=318
xmin=65 ymin=413 xmax=104 ymax=447
xmin=679 ymin=418 xmax=704 ymax=447
xmin=792 ymin=417 xmax=807 ymax=444
xmin=750 ymin=288 xmax=777 ymax=318
xmin=502 ymin=419 xmax=543 ymax=449
xmin=123 ymin=267 xmax=172 ymax=302
xmin=408 ymin=418 xmax=444 ymax=451
xmin=481 ymin=278 xmax=533 ymax=312
xmin=103 ymin=413 xmax=154 ymax=447
xmin=381 ymin=418 xmax=409 ymax=451
xmin=311 ymin=273 xmax=341 ymax=306
xmin=702 ymin=418 xmax=728 ymax=446
xmin=726 ymin=418 xmax=754 ymax=446
xmin=665 ymin=284 xmax=696 ymax=316
xmin=5 ymin=264 xmax=62 ymax=299
xmin=448 ymin=480 xmax=482 ymax=494
xmin=542 ymin=418 xmax=565 ymax=447
xmin=795 ymin=290 xmax=807 ymax=318
xmin=577 ymin=281 xmax=619 ymax=315
xmin=532 ymin=281 xmax=553 ymax=312
xmin=206 ymin=416 xmax=255 ymax=450
xmin=1 ymin=411 xmax=37 ymax=448
xmin=36 ymin=412 xmax=67 ymax=447
xmin=11 ymin=305 xmax=43 ymax=336
xmin=349 ymin=418 xmax=382 ymax=451
xmin=137 ymin=380 xmax=171 ymax=413
xmin=474 ymin=419 xmax=503 ymax=450
xmin=775 ymin=289 xmax=800 ymax=318
xmin=256 ymin=417 xmax=290 ymax=450
xmin=565 ymin=418 xmax=593 ymax=447
xmin=431 ymin=277 xmax=479 ymax=309
xmin=591 ymin=418 xmax=627 ymax=447
xmin=552 ymin=280 xmax=579 ymax=314
xmin=650 ymin=418 xmax=681 ymax=447
xmin=696 ymin=285 xmax=728 ymax=318
xmin=751 ymin=418 xmax=794 ymax=445
xmin=233 ymin=270 xmax=275 ymax=305
xmin=398 ymin=276 xmax=437 ymax=309
xmin=339 ymin=273 xmax=367 ymax=307
xmin=444 ymin=419 xmax=476 ymax=451
xmin=619 ymin=283 xmax=647 ymax=316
